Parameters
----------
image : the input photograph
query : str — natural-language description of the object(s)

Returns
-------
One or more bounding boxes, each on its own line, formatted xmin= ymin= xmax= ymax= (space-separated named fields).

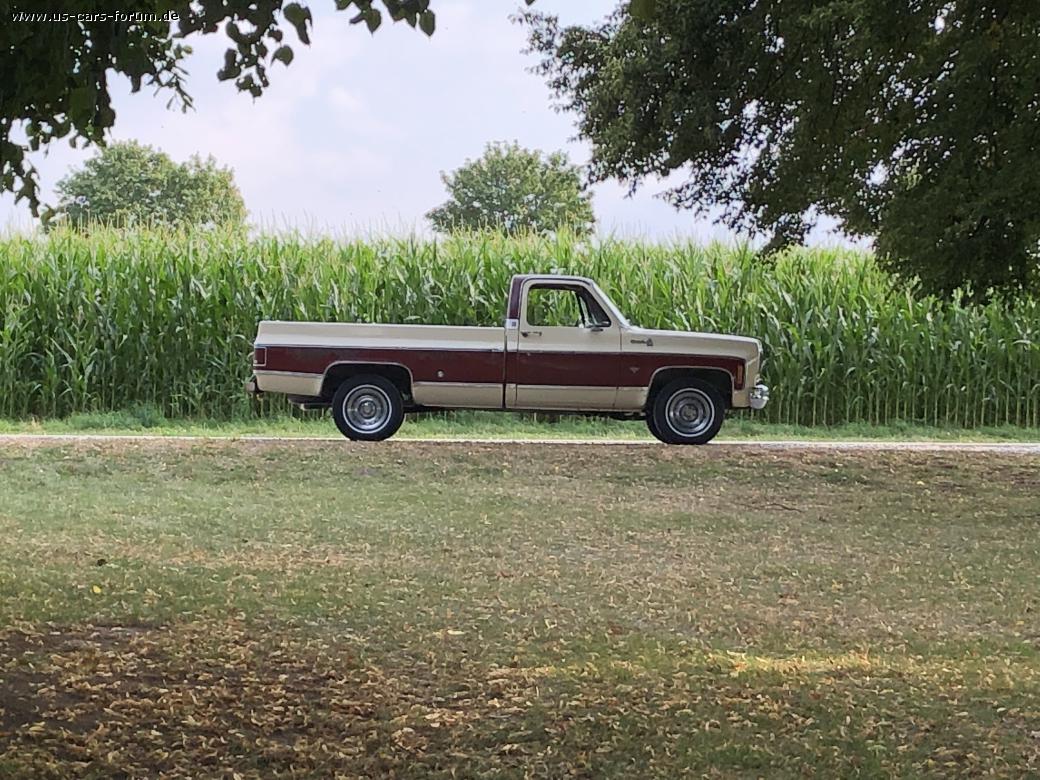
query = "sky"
xmin=0 ymin=0 xmax=857 ymax=244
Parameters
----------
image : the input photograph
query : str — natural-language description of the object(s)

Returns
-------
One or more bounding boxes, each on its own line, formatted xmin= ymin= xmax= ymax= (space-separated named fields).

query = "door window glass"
xmin=527 ymin=287 xmax=583 ymax=327
xmin=526 ymin=286 xmax=613 ymax=328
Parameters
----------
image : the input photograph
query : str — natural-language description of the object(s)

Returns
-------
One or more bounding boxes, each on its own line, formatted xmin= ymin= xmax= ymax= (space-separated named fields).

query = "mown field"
xmin=1 ymin=227 xmax=1038 ymax=429
xmin=1 ymin=439 xmax=1038 ymax=777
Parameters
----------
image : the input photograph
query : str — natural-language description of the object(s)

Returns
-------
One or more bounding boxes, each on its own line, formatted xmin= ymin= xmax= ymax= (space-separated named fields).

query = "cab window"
xmin=526 ymin=286 xmax=611 ymax=328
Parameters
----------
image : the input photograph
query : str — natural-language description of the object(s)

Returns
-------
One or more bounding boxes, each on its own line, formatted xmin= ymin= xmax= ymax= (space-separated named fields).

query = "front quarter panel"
xmin=619 ymin=328 xmax=763 ymax=410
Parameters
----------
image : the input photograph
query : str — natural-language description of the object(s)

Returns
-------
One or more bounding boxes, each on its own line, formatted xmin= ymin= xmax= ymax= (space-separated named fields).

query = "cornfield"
xmin=1 ymin=226 xmax=1038 ymax=428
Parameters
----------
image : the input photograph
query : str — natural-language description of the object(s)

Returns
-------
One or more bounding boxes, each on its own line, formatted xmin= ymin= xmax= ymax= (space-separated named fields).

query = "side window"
xmin=527 ymin=287 xmax=583 ymax=327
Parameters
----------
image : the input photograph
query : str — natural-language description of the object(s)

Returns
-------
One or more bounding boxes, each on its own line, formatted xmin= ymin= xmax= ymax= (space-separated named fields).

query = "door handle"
xmin=630 ymin=337 xmax=654 ymax=347
xmin=521 ymin=330 xmax=542 ymax=338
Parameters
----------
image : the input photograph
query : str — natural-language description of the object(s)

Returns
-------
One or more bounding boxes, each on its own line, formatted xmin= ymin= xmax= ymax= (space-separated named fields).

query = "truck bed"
xmin=253 ymin=321 xmax=507 ymax=408
xmin=255 ymin=321 xmax=505 ymax=352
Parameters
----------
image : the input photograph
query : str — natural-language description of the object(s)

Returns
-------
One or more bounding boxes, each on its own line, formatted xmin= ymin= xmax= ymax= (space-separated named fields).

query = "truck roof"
xmin=510 ymin=273 xmax=595 ymax=285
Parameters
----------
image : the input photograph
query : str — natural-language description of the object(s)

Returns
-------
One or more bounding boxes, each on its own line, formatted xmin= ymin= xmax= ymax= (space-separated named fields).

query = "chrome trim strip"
xmin=319 ymin=360 xmax=416 ymax=394
xmin=254 ymin=343 xmax=505 ymax=354
xmin=647 ymin=364 xmax=738 ymax=391
xmin=516 ymin=384 xmax=615 ymax=391
xmin=413 ymin=381 xmax=501 ymax=389
xmin=254 ymin=369 xmax=322 ymax=378
xmin=518 ymin=278 xmax=615 ymax=330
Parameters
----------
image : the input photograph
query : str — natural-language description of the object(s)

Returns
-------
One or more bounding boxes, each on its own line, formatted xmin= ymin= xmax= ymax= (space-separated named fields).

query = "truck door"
xmin=507 ymin=280 xmax=621 ymax=410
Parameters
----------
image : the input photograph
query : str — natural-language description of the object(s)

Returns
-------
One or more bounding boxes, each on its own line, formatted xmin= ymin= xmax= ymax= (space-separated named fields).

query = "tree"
xmin=523 ymin=2 xmax=1040 ymax=296
xmin=427 ymin=142 xmax=595 ymax=236
xmin=0 ymin=1 xmax=536 ymax=219
xmin=55 ymin=141 xmax=247 ymax=228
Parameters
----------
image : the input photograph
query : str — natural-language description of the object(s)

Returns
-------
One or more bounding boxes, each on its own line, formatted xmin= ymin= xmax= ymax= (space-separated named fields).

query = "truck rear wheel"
xmin=648 ymin=378 xmax=725 ymax=445
xmin=331 ymin=375 xmax=404 ymax=441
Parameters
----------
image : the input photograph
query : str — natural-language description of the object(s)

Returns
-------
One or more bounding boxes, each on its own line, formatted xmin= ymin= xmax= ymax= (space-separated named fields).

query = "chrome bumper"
xmin=245 ymin=377 xmax=261 ymax=396
xmin=749 ymin=383 xmax=769 ymax=410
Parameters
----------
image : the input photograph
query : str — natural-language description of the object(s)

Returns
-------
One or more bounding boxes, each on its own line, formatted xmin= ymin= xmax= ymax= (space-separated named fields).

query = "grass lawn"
xmin=1 ymin=439 xmax=1038 ymax=777
xmin=1 ymin=408 xmax=1039 ymax=441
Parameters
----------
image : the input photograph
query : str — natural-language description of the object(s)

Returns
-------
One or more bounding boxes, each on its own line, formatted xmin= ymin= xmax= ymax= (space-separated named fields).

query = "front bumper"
xmin=749 ymin=383 xmax=769 ymax=410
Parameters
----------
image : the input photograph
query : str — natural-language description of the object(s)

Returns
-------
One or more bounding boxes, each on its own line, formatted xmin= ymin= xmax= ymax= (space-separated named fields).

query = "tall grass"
xmin=1 ymin=226 xmax=1037 ymax=427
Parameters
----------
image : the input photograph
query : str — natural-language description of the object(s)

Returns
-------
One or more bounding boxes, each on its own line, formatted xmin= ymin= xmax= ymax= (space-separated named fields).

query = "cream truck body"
xmin=249 ymin=274 xmax=769 ymax=444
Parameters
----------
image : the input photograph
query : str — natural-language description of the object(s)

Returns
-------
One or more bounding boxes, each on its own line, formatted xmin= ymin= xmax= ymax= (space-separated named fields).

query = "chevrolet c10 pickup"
xmin=247 ymin=274 xmax=769 ymax=444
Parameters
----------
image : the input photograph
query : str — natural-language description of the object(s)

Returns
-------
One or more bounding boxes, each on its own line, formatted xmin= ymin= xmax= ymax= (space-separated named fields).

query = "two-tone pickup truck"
xmin=247 ymin=274 xmax=768 ymax=444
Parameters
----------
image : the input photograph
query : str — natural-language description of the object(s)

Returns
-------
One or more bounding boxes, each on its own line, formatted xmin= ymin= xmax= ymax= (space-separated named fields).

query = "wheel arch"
xmin=321 ymin=362 xmax=414 ymax=402
xmin=646 ymin=367 xmax=733 ymax=411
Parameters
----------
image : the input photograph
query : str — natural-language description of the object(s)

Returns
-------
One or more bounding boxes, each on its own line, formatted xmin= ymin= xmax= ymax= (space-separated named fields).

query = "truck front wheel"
xmin=648 ymin=378 xmax=725 ymax=445
xmin=331 ymin=375 xmax=405 ymax=442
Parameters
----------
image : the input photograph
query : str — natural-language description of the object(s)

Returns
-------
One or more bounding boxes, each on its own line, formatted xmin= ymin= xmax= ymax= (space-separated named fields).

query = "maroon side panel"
xmin=516 ymin=352 xmax=619 ymax=388
xmin=264 ymin=346 xmax=504 ymax=384
xmin=515 ymin=353 xmax=743 ymax=388
xmin=264 ymin=345 xmax=744 ymax=390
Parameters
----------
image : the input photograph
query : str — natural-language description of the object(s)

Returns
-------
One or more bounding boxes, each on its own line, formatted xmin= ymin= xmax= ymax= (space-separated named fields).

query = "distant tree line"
xmin=52 ymin=139 xmax=592 ymax=237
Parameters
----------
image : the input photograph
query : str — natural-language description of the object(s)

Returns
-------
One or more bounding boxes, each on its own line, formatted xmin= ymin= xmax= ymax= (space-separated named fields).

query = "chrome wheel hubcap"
xmin=665 ymin=388 xmax=715 ymax=437
xmin=343 ymin=385 xmax=391 ymax=433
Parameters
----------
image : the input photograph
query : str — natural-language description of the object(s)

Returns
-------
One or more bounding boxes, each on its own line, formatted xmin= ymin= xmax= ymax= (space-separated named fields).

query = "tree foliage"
xmin=523 ymin=1 xmax=1040 ymax=296
xmin=0 ymin=0 xmax=534 ymax=220
xmin=427 ymin=142 xmax=595 ymax=237
xmin=55 ymin=141 xmax=246 ymax=228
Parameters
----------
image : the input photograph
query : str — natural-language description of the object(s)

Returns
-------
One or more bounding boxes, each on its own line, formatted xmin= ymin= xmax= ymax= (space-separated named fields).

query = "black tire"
xmin=648 ymin=378 xmax=726 ymax=445
xmin=645 ymin=413 xmax=662 ymax=441
xmin=331 ymin=375 xmax=404 ymax=441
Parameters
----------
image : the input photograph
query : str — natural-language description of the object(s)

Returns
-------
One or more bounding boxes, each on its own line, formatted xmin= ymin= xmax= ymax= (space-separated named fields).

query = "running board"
xmin=288 ymin=395 xmax=330 ymax=411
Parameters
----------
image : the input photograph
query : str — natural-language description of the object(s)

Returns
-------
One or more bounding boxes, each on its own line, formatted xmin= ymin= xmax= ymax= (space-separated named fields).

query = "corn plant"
xmin=0 ymin=225 xmax=1037 ymax=427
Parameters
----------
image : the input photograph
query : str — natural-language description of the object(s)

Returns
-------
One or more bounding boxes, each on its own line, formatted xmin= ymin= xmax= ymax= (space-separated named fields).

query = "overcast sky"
xmin=1 ymin=1 xmax=856 ymax=244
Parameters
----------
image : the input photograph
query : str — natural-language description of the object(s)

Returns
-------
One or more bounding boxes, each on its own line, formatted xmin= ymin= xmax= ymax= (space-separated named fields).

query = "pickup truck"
xmin=247 ymin=274 xmax=768 ymax=444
